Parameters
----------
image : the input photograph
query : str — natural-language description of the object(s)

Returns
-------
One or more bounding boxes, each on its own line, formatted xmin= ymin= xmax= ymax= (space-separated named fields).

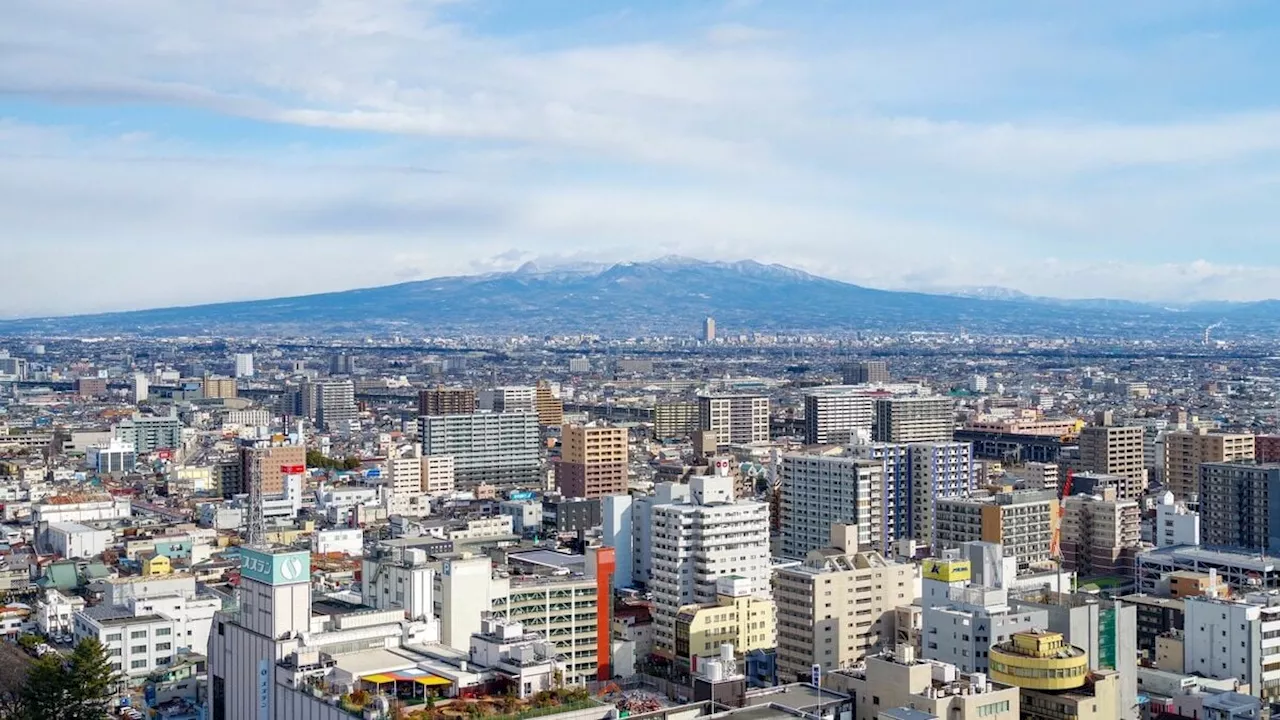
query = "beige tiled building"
xmin=1163 ymin=429 xmax=1255 ymax=503
xmin=1076 ymin=424 xmax=1146 ymax=500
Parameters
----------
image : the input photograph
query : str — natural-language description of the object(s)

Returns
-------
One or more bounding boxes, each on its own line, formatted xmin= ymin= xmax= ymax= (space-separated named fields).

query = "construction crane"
xmin=1050 ymin=469 xmax=1074 ymax=560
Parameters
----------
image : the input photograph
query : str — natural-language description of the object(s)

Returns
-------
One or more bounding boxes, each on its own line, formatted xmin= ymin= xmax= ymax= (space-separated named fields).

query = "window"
xmin=132 ymin=645 xmax=147 ymax=654
xmin=130 ymin=660 xmax=147 ymax=670
xmin=156 ymin=628 xmax=172 ymax=637
xmin=106 ymin=633 xmax=122 ymax=643
xmin=130 ymin=630 xmax=147 ymax=640
xmin=156 ymin=643 xmax=172 ymax=652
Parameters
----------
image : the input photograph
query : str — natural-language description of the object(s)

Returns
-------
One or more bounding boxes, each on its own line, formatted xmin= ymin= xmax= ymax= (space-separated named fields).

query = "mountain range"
xmin=2 ymin=256 xmax=1276 ymax=338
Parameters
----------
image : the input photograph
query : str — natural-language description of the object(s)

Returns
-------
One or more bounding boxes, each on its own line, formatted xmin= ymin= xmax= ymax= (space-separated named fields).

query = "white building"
xmin=649 ymin=476 xmax=770 ymax=657
xmin=313 ymin=528 xmax=364 ymax=557
xmin=779 ymin=453 xmax=885 ymax=559
xmin=87 ymin=438 xmax=138 ymax=474
xmin=698 ymin=395 xmax=770 ymax=446
xmin=968 ymin=375 xmax=989 ymax=393
xmin=499 ymin=500 xmax=543 ymax=535
xmin=47 ymin=522 xmax=113 ymax=559
xmin=1184 ymin=592 xmax=1280 ymax=707
xmin=420 ymin=413 xmax=540 ymax=490
xmin=469 ymin=617 xmax=561 ymax=698
xmin=631 ymin=483 xmax=692 ymax=587
xmin=225 ymin=409 xmax=272 ymax=428
xmin=1155 ymin=491 xmax=1200 ymax=548
xmin=479 ymin=386 xmax=537 ymax=414
xmin=802 ymin=387 xmax=874 ymax=445
xmin=132 ymin=373 xmax=149 ymax=403
xmin=33 ymin=496 xmax=131 ymax=525
xmin=908 ymin=442 xmax=976 ymax=552
xmin=75 ymin=609 xmax=178 ymax=680
xmin=114 ymin=410 xmax=183 ymax=455
xmin=36 ymin=589 xmax=85 ymax=636
xmin=234 ymin=353 xmax=255 ymax=378
xmin=602 ymin=494 xmax=633 ymax=589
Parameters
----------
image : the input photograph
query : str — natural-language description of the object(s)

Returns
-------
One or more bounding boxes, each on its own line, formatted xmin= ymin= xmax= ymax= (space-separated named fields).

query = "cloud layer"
xmin=2 ymin=0 xmax=1280 ymax=316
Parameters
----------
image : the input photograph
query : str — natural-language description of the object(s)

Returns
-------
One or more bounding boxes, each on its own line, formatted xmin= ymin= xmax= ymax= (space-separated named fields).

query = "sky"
xmin=4 ymin=0 xmax=1280 ymax=317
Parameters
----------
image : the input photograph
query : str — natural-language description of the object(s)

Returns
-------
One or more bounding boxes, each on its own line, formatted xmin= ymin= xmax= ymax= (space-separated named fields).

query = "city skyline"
xmin=4 ymin=1 xmax=1280 ymax=315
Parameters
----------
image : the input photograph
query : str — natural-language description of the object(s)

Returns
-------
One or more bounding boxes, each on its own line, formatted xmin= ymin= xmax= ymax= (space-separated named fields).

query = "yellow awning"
xmin=413 ymin=676 xmax=452 ymax=687
xmin=363 ymin=674 xmax=396 ymax=684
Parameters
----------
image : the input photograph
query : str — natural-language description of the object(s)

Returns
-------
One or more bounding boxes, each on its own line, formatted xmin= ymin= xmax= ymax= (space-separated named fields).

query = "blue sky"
xmin=3 ymin=0 xmax=1280 ymax=316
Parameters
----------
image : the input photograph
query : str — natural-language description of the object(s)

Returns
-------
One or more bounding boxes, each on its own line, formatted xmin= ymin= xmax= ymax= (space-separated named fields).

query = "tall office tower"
xmin=803 ymin=387 xmax=874 ymax=444
xmin=131 ymin=373 xmax=149 ymax=403
xmin=697 ymin=394 xmax=770 ymax=446
xmin=778 ymin=453 xmax=886 ymax=559
xmin=908 ymin=442 xmax=977 ymax=553
xmin=535 ymin=380 xmax=564 ymax=427
xmin=1164 ymin=429 xmax=1256 ymax=503
xmin=233 ymin=352 xmax=255 ymax=378
xmin=328 ymin=353 xmax=356 ymax=375
xmin=1077 ymin=424 xmax=1148 ymax=501
xmin=479 ymin=386 xmax=537 ymax=413
xmin=1199 ymin=462 xmax=1280 ymax=553
xmin=208 ymin=546 xmax=312 ymax=719
xmin=201 ymin=375 xmax=238 ymax=400
xmin=934 ymin=489 xmax=1058 ymax=570
xmin=653 ymin=401 xmax=701 ymax=440
xmin=556 ymin=422 xmax=628 ymax=499
xmin=774 ymin=525 xmax=916 ymax=678
xmin=702 ymin=316 xmax=716 ymax=342
xmin=649 ymin=476 xmax=770 ymax=659
xmin=841 ymin=360 xmax=889 ymax=385
xmin=420 ymin=412 xmax=540 ymax=490
xmin=314 ymin=379 xmax=357 ymax=432
xmin=420 ymin=454 xmax=456 ymax=495
xmin=240 ymin=441 xmax=307 ymax=498
xmin=417 ymin=387 xmax=477 ymax=416
xmin=114 ymin=410 xmax=183 ymax=454
xmin=1061 ymin=488 xmax=1141 ymax=577
xmin=872 ymin=396 xmax=954 ymax=443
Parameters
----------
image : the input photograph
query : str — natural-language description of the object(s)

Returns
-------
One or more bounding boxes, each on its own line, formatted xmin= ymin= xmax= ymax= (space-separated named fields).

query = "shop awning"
xmin=362 ymin=674 xmax=396 ymax=684
xmin=412 ymin=676 xmax=452 ymax=687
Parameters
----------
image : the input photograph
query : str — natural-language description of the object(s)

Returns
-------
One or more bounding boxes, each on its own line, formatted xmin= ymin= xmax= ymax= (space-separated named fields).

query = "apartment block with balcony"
xmin=1061 ymin=488 xmax=1141 ymax=579
xmin=934 ymin=490 xmax=1057 ymax=571
xmin=1164 ymin=430 xmax=1255 ymax=504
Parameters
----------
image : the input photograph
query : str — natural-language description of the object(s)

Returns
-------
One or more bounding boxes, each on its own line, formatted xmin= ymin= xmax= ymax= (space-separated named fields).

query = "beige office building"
xmin=1077 ymin=424 xmax=1146 ymax=500
xmin=420 ymin=454 xmax=455 ymax=495
xmin=826 ymin=648 xmax=1020 ymax=720
xmin=201 ymin=375 xmax=238 ymax=400
xmin=774 ymin=525 xmax=916 ymax=681
xmin=535 ymin=380 xmax=564 ymax=427
xmin=1061 ymin=488 xmax=1141 ymax=578
xmin=1163 ymin=429 xmax=1255 ymax=502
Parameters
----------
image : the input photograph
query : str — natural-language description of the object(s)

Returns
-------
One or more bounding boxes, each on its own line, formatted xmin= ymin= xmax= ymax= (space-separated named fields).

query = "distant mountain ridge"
xmin=0 ymin=256 xmax=1274 ymax=337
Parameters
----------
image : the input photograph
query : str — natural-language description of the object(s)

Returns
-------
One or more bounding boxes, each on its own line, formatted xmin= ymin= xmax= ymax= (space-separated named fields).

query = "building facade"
xmin=872 ymin=396 xmax=954 ymax=444
xmin=698 ymin=395 xmax=770 ymax=446
xmin=555 ymin=423 xmax=628 ymax=499
xmin=1199 ymin=461 xmax=1280 ymax=553
xmin=1077 ymin=424 xmax=1147 ymax=501
xmin=1164 ymin=430 xmax=1255 ymax=503
xmin=420 ymin=412 xmax=541 ymax=490
xmin=803 ymin=388 xmax=874 ymax=445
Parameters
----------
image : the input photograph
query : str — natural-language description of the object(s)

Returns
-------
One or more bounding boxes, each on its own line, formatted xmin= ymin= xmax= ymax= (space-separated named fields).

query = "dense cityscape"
xmin=0 ymin=315 xmax=1276 ymax=720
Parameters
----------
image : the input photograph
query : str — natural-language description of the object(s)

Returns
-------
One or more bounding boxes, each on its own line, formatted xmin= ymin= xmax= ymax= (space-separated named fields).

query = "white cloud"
xmin=2 ymin=0 xmax=1280 ymax=315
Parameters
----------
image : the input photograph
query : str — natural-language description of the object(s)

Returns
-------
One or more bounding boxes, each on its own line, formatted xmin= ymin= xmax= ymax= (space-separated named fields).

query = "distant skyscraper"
xmin=842 ymin=360 xmax=889 ymax=385
xmin=703 ymin=316 xmax=716 ymax=343
xmin=329 ymin=354 xmax=356 ymax=375
xmin=314 ymin=380 xmax=358 ymax=433
xmin=131 ymin=373 xmax=149 ymax=403
xmin=535 ymin=380 xmax=564 ymax=427
xmin=234 ymin=353 xmax=255 ymax=378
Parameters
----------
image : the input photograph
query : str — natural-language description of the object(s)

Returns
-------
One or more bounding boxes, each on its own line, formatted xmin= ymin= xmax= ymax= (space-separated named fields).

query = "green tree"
xmin=16 ymin=654 xmax=71 ymax=720
xmin=63 ymin=638 xmax=119 ymax=720
xmin=342 ymin=456 xmax=361 ymax=471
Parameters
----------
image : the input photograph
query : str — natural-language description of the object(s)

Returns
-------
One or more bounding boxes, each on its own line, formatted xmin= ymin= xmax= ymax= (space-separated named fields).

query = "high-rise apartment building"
xmin=842 ymin=360 xmax=889 ymax=385
xmin=1183 ymin=592 xmax=1280 ymax=708
xmin=1061 ymin=488 xmax=1141 ymax=577
xmin=650 ymin=477 xmax=770 ymax=659
xmin=417 ymin=387 xmax=477 ymax=416
xmin=909 ymin=442 xmax=976 ymax=552
xmin=313 ymin=379 xmax=357 ymax=432
xmin=201 ymin=375 xmax=238 ymax=400
xmin=653 ymin=401 xmax=701 ymax=440
xmin=75 ymin=376 xmax=108 ymax=398
xmin=934 ymin=489 xmax=1057 ymax=570
xmin=779 ymin=453 xmax=885 ymax=559
xmin=1199 ymin=462 xmax=1280 ymax=553
xmin=698 ymin=394 xmax=770 ymax=446
xmin=1077 ymin=424 xmax=1147 ymax=501
xmin=328 ymin=353 xmax=356 ymax=375
xmin=131 ymin=373 xmax=149 ymax=403
xmin=535 ymin=380 xmax=564 ymax=427
xmin=873 ymin=396 xmax=954 ymax=443
xmin=479 ymin=386 xmax=537 ymax=414
xmin=419 ymin=412 xmax=540 ymax=490
xmin=233 ymin=353 xmax=254 ymax=378
xmin=703 ymin=317 xmax=716 ymax=343
xmin=114 ymin=410 xmax=183 ymax=455
xmin=556 ymin=422 xmax=628 ymax=499
xmin=803 ymin=387 xmax=874 ymax=445
xmin=1164 ymin=430 xmax=1255 ymax=503
xmin=774 ymin=525 xmax=916 ymax=679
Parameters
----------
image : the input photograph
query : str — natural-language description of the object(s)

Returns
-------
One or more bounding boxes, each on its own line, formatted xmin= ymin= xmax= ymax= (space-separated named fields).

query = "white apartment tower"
xmin=420 ymin=412 xmax=540 ymax=490
xmin=234 ymin=353 xmax=255 ymax=378
xmin=650 ymin=476 xmax=770 ymax=658
xmin=779 ymin=453 xmax=885 ymax=559
xmin=803 ymin=387 xmax=874 ymax=445
xmin=698 ymin=395 xmax=770 ymax=447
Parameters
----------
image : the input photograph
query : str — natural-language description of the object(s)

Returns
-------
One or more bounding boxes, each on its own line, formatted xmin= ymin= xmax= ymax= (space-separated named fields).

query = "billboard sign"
xmin=240 ymin=548 xmax=310 ymax=586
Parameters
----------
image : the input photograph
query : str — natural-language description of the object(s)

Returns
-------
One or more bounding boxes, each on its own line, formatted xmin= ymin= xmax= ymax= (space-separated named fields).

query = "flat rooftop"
xmin=507 ymin=549 xmax=585 ymax=572
xmin=744 ymin=684 xmax=849 ymax=714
